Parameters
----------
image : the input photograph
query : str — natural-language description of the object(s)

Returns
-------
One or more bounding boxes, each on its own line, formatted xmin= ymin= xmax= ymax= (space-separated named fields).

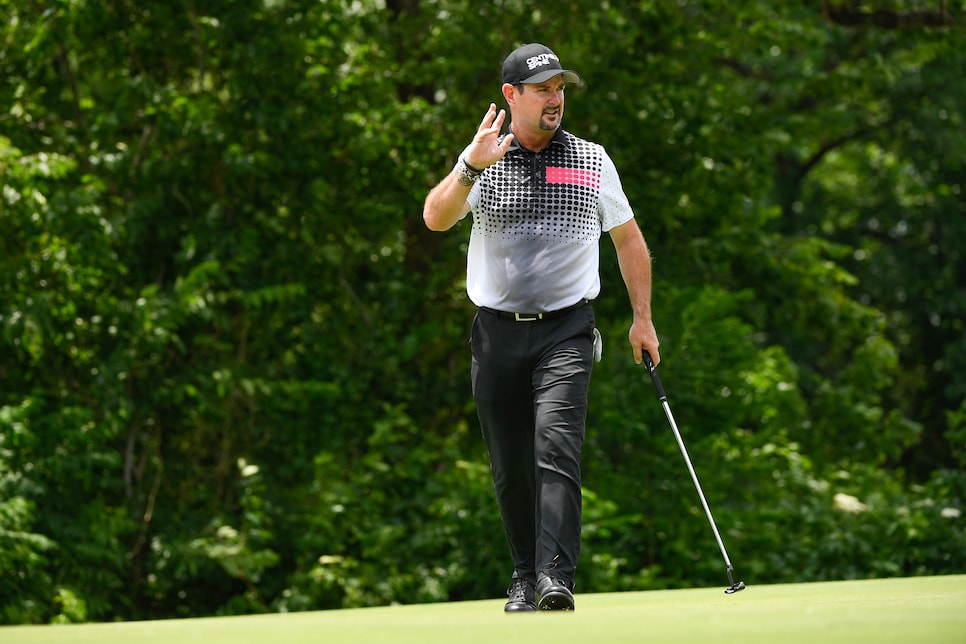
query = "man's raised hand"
xmin=465 ymin=103 xmax=514 ymax=169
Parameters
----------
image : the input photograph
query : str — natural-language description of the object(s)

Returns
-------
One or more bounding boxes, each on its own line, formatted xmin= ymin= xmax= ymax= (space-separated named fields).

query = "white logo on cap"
xmin=526 ymin=53 xmax=559 ymax=70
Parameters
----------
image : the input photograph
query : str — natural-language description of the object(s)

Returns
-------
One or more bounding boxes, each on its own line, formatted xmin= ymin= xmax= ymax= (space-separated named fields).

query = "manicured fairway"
xmin=3 ymin=574 xmax=964 ymax=643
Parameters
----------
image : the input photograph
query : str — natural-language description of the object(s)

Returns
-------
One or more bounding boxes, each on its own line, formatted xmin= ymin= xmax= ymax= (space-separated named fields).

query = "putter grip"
xmin=643 ymin=351 xmax=667 ymax=402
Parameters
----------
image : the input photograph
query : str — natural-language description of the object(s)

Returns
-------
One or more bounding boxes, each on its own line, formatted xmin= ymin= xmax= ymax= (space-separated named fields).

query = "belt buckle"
xmin=514 ymin=312 xmax=542 ymax=322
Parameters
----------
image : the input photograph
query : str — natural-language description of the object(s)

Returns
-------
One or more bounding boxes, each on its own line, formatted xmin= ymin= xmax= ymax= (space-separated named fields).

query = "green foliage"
xmin=732 ymin=440 xmax=966 ymax=582
xmin=273 ymin=406 xmax=506 ymax=610
xmin=0 ymin=403 xmax=54 ymax=624
xmin=1 ymin=0 xmax=964 ymax=624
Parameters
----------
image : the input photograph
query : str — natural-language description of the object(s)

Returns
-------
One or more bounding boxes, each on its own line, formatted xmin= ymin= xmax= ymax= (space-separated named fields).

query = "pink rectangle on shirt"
xmin=546 ymin=166 xmax=600 ymax=189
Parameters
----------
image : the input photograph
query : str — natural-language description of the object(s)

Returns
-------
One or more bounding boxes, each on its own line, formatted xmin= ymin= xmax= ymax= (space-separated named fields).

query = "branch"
xmin=797 ymin=126 xmax=871 ymax=182
xmin=186 ymin=3 xmax=207 ymax=93
xmin=822 ymin=0 xmax=958 ymax=29
xmin=711 ymin=57 xmax=772 ymax=81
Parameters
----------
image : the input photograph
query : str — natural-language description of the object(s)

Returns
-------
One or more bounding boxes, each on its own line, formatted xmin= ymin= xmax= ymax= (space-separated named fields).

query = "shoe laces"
xmin=507 ymin=578 xmax=533 ymax=601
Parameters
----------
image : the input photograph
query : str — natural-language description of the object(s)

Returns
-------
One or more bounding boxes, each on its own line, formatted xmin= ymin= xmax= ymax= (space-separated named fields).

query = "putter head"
xmin=724 ymin=566 xmax=745 ymax=594
xmin=724 ymin=580 xmax=746 ymax=594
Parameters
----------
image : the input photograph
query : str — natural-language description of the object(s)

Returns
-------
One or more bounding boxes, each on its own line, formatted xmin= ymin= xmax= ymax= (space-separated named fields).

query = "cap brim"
xmin=518 ymin=69 xmax=581 ymax=85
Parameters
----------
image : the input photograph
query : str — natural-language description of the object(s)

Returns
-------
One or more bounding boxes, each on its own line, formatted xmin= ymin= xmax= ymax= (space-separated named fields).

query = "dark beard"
xmin=539 ymin=114 xmax=560 ymax=131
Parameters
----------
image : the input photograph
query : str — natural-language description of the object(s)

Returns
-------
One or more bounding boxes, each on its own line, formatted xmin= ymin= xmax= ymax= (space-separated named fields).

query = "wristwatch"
xmin=456 ymin=158 xmax=483 ymax=186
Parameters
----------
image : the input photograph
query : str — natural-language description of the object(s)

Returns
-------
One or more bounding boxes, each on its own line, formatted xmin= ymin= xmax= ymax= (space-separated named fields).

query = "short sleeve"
xmin=598 ymin=152 xmax=635 ymax=232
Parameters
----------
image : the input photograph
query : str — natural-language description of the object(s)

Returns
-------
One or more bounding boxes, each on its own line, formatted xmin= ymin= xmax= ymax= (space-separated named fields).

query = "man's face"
xmin=514 ymin=75 xmax=567 ymax=132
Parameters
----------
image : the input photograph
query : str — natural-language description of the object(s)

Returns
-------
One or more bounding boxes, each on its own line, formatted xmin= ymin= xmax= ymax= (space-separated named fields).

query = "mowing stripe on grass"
xmin=2 ymin=574 xmax=964 ymax=643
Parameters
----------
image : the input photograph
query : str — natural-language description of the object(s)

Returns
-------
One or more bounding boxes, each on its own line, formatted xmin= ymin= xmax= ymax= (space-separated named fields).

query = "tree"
xmin=1 ymin=0 xmax=963 ymax=623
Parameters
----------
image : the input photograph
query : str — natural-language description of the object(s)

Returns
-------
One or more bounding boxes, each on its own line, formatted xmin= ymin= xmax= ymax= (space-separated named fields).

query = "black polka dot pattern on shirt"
xmin=475 ymin=133 xmax=606 ymax=246
xmin=464 ymin=128 xmax=635 ymax=311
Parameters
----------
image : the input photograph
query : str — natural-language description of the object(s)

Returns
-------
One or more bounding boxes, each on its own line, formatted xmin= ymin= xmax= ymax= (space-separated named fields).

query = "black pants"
xmin=470 ymin=302 xmax=595 ymax=589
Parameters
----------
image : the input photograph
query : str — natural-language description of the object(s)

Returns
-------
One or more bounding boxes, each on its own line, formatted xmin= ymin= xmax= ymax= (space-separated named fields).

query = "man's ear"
xmin=501 ymin=82 xmax=517 ymax=106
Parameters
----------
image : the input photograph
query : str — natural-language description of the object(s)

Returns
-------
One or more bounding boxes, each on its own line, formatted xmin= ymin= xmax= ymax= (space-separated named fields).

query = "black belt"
xmin=479 ymin=299 xmax=588 ymax=322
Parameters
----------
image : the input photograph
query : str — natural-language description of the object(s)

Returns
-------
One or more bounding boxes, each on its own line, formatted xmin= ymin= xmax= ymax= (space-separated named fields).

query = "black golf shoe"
xmin=504 ymin=578 xmax=536 ymax=612
xmin=536 ymin=577 xmax=575 ymax=611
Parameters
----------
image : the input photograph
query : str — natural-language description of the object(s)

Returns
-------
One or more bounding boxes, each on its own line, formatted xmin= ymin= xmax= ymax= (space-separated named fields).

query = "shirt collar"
xmin=505 ymin=127 xmax=570 ymax=153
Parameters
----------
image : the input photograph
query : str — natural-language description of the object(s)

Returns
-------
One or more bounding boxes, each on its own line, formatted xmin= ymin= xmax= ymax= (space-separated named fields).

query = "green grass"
xmin=3 ymin=575 xmax=965 ymax=643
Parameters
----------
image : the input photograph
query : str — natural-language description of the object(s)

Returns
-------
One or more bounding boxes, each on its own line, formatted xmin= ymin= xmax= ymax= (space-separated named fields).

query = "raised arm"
xmin=610 ymin=219 xmax=660 ymax=365
xmin=422 ymin=103 xmax=515 ymax=231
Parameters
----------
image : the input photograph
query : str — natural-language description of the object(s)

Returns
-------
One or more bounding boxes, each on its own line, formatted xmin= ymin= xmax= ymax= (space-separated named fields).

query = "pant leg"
xmin=532 ymin=304 xmax=595 ymax=588
xmin=470 ymin=312 xmax=538 ymax=580
xmin=470 ymin=304 xmax=596 ymax=587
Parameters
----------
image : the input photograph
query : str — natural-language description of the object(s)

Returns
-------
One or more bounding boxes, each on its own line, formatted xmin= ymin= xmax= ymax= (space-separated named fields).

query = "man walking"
xmin=423 ymin=43 xmax=660 ymax=612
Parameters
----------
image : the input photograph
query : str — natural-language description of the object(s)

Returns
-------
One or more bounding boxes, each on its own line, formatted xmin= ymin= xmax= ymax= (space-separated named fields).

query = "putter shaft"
xmin=643 ymin=352 xmax=745 ymax=594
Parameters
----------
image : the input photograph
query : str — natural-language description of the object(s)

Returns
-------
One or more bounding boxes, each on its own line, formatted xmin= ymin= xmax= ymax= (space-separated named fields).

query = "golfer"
xmin=423 ymin=43 xmax=660 ymax=611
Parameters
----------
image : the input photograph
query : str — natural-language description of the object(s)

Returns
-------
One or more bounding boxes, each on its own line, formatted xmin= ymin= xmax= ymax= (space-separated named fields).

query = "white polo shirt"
xmin=463 ymin=128 xmax=635 ymax=312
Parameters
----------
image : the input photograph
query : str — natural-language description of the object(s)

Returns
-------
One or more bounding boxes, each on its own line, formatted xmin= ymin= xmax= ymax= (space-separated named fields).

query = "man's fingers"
xmin=633 ymin=345 xmax=658 ymax=365
xmin=629 ymin=324 xmax=659 ymax=366
xmin=478 ymin=107 xmax=507 ymax=140
xmin=477 ymin=103 xmax=497 ymax=131
xmin=500 ymin=132 xmax=515 ymax=151
xmin=468 ymin=105 xmax=511 ymax=167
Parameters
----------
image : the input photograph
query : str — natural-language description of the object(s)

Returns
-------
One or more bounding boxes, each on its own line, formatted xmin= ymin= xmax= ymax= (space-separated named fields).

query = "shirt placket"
xmin=530 ymin=151 xmax=545 ymax=216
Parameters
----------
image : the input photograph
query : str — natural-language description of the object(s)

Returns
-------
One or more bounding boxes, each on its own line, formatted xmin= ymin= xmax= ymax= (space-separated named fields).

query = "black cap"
xmin=501 ymin=43 xmax=581 ymax=86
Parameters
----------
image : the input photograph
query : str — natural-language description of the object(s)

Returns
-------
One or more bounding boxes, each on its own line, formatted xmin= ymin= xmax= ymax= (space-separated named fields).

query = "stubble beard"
xmin=539 ymin=106 xmax=562 ymax=131
xmin=539 ymin=115 xmax=560 ymax=131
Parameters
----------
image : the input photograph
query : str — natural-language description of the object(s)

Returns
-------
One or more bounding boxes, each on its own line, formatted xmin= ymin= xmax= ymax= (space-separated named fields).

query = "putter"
xmin=643 ymin=351 xmax=746 ymax=594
